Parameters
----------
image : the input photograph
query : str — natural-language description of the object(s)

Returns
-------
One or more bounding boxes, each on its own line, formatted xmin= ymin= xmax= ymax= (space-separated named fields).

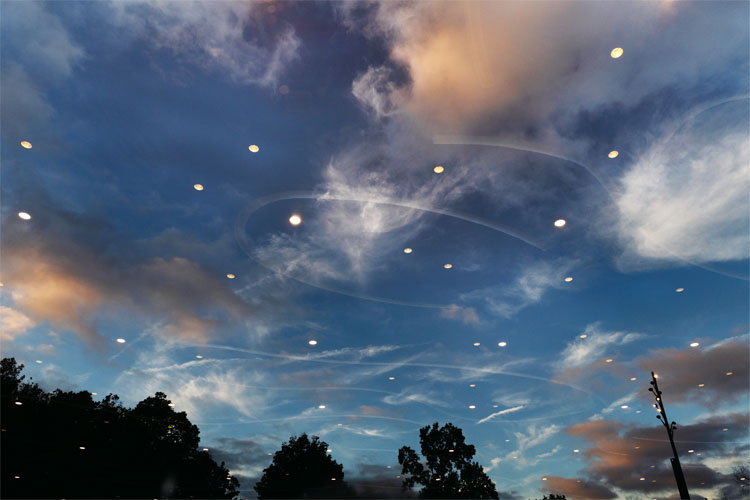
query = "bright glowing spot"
xmin=91 ymin=393 xmax=97 ymax=396
xmin=386 ymin=465 xmax=392 ymax=468
xmin=79 ymin=446 xmax=86 ymax=450
xmin=542 ymin=477 xmax=548 ymax=481
xmin=433 ymin=165 xmax=445 ymax=174
xmin=308 ymin=340 xmax=318 ymax=346
xmin=492 ymin=405 xmax=499 ymax=408
xmin=203 ymin=448 xmax=209 ymax=451
xmin=193 ymin=184 xmax=204 ymax=191
xmin=505 ymin=439 xmax=510 ymax=442
xmin=14 ymin=476 xmax=20 ymax=479
xmin=579 ymin=334 xmax=587 ymax=339
xmin=654 ymin=373 xmax=659 ymax=379
xmin=327 ymin=449 xmax=332 ymax=453
xmin=403 ymin=248 xmax=413 ymax=254
xmin=605 ymin=358 xmax=613 ymax=363
xmin=689 ymin=342 xmax=699 ymax=347
xmin=435 ymin=478 xmax=441 ymax=482
xmin=17 ymin=212 xmax=31 ymax=220
xmin=116 ymin=338 xmax=126 ymax=344
xmin=639 ymin=478 xmax=645 ymax=481
xmin=698 ymin=383 xmax=704 ymax=387
xmin=675 ymin=287 xmax=685 ymax=293
xmin=621 ymin=405 xmax=629 ymax=409
xmin=226 ymin=273 xmax=236 ymax=279
xmin=498 ymin=341 xmax=507 ymax=347
xmin=636 ymin=410 xmax=641 ymax=413
xmin=331 ymin=478 xmax=336 ymax=481
xmin=611 ymin=47 xmax=624 ymax=58
xmin=554 ymin=219 xmax=566 ymax=228
xmin=473 ymin=342 xmax=480 ymax=346
xmin=573 ymin=449 xmax=580 ymax=453
xmin=448 ymin=449 xmax=454 ymax=453
xmin=443 ymin=263 xmax=453 ymax=269
xmin=20 ymin=141 xmax=32 ymax=149
xmin=248 ymin=145 xmax=260 ymax=153
xmin=564 ymin=276 xmax=573 ymax=282
xmin=630 ymin=377 xmax=637 ymax=381
xmin=289 ymin=214 xmax=302 ymax=226
xmin=14 ymin=401 xmax=22 ymax=406
xmin=608 ymin=150 xmax=619 ymax=159
xmin=196 ymin=355 xmax=203 ymax=359
xmin=723 ymin=428 xmax=728 ymax=431
xmin=468 ymin=405 xmax=476 ymax=409
xmin=168 ymin=403 xmax=175 ymax=407
xmin=318 ymin=405 xmax=326 ymax=409
xmin=726 ymin=372 xmax=733 ymax=376
xmin=469 ymin=384 xmax=476 ymax=388
xmin=388 ymin=376 xmax=395 ymax=380
xmin=35 ymin=360 xmax=42 ymax=364
xmin=688 ymin=449 xmax=694 ymax=453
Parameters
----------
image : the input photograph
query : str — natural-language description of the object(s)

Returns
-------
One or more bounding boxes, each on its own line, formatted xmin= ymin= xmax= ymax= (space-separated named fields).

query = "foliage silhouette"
xmin=1 ymin=357 xmax=239 ymax=499
xmin=255 ymin=433 xmax=355 ymax=499
xmin=398 ymin=422 xmax=499 ymax=499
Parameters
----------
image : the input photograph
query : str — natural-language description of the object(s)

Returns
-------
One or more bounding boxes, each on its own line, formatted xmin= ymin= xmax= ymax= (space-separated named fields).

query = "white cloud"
xmin=0 ymin=306 xmax=36 ymax=341
xmin=616 ymin=115 xmax=749 ymax=264
xmin=461 ymin=259 xmax=577 ymax=318
xmin=382 ymin=389 xmax=448 ymax=407
xmin=556 ymin=323 xmax=643 ymax=372
xmin=477 ymin=405 xmax=525 ymax=424
xmin=108 ymin=1 xmax=300 ymax=87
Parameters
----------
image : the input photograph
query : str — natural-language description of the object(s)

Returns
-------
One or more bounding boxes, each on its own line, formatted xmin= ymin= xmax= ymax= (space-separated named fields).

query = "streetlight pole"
xmin=649 ymin=371 xmax=690 ymax=499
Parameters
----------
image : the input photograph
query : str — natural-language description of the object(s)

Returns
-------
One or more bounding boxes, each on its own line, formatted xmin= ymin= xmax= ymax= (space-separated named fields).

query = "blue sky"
xmin=1 ymin=1 xmax=749 ymax=499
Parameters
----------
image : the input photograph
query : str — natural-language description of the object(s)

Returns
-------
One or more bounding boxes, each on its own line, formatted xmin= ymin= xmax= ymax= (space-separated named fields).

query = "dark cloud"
xmin=0 ymin=202 xmax=284 ymax=349
xmin=637 ymin=339 xmax=750 ymax=408
xmin=348 ymin=464 xmax=416 ymax=499
xmin=566 ymin=413 xmax=748 ymax=494
xmin=543 ymin=476 xmax=617 ymax=500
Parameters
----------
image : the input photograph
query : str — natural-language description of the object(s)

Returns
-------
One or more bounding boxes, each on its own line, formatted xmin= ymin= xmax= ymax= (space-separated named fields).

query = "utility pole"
xmin=649 ymin=371 xmax=690 ymax=499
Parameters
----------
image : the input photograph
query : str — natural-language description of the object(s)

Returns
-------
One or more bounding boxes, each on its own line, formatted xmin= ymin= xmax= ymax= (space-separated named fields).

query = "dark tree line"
xmin=1 ymin=358 xmax=238 ymax=499
xmin=3 ymin=357 xmax=567 ymax=499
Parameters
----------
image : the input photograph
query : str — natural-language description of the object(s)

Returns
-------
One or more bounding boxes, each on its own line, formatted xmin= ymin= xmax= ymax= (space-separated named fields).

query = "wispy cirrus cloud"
xmin=477 ymin=405 xmax=525 ymax=424
xmin=555 ymin=323 xmax=644 ymax=377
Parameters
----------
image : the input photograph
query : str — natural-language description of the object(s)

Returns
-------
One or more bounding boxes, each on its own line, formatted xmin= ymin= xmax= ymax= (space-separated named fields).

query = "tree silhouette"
xmin=1 ymin=357 xmax=239 ymax=499
xmin=398 ymin=422 xmax=499 ymax=499
xmin=255 ymin=433 xmax=355 ymax=499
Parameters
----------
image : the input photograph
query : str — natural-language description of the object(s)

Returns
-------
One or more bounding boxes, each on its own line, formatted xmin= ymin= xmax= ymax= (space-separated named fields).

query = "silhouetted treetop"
xmin=1 ymin=357 xmax=238 ymax=499
xmin=255 ymin=433 xmax=355 ymax=499
xmin=399 ymin=422 xmax=499 ymax=499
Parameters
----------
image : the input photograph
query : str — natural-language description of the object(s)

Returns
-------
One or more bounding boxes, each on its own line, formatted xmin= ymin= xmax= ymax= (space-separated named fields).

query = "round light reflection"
xmin=554 ymin=219 xmax=567 ymax=228
xmin=443 ymin=264 xmax=453 ymax=269
xmin=308 ymin=340 xmax=318 ymax=346
xmin=611 ymin=47 xmax=624 ymax=58
xmin=433 ymin=166 xmax=444 ymax=174
xmin=193 ymin=184 xmax=204 ymax=191
xmin=289 ymin=214 xmax=302 ymax=226
xmin=226 ymin=273 xmax=236 ymax=279
xmin=403 ymin=248 xmax=413 ymax=254
xmin=608 ymin=150 xmax=619 ymax=159
xmin=248 ymin=145 xmax=260 ymax=153
xmin=689 ymin=342 xmax=699 ymax=347
xmin=20 ymin=141 xmax=32 ymax=149
xmin=116 ymin=338 xmax=126 ymax=344
xmin=498 ymin=341 xmax=507 ymax=347
xmin=564 ymin=276 xmax=573 ymax=282
xmin=17 ymin=212 xmax=31 ymax=220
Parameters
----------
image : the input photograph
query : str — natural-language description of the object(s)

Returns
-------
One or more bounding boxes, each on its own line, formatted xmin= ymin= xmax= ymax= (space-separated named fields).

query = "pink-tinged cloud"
xmin=542 ymin=476 xmax=616 ymax=500
xmin=637 ymin=339 xmax=750 ymax=407
xmin=566 ymin=413 xmax=747 ymax=493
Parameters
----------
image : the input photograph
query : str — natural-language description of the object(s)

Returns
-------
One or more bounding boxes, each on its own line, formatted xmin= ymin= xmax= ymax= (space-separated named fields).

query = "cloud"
xmin=440 ymin=304 xmax=479 ymax=325
xmin=555 ymin=322 xmax=643 ymax=378
xmin=349 ymin=464 xmax=417 ymax=499
xmin=542 ymin=476 xmax=617 ymax=500
xmin=462 ymin=260 xmax=577 ymax=318
xmin=615 ymin=105 xmax=749 ymax=264
xmin=107 ymin=1 xmax=300 ymax=87
xmin=636 ymin=338 xmax=750 ymax=408
xmin=477 ymin=405 xmax=525 ymax=424
xmin=0 ymin=306 xmax=36 ymax=341
xmin=566 ymin=413 xmax=748 ymax=494
xmin=344 ymin=1 xmax=748 ymax=134
xmin=0 ymin=207 xmax=274 ymax=349
xmin=382 ymin=389 xmax=448 ymax=408
xmin=118 ymin=360 xmax=268 ymax=420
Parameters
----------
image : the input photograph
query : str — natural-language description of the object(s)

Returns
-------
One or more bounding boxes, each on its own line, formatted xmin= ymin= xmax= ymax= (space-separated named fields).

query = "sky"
xmin=1 ymin=1 xmax=749 ymax=499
